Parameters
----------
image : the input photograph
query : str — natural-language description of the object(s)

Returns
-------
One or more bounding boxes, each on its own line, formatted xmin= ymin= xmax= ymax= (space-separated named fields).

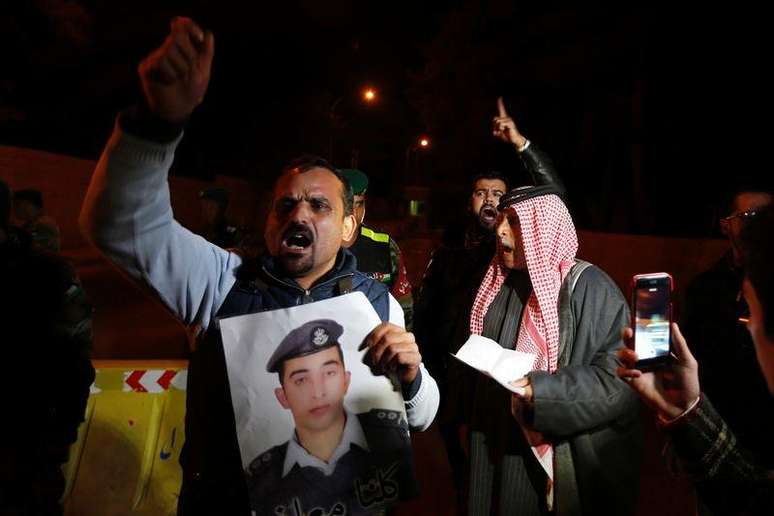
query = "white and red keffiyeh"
xmin=469 ymin=193 xmax=578 ymax=507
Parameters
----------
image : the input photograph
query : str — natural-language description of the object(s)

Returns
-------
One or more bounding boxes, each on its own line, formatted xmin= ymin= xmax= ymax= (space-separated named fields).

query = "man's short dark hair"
xmin=277 ymin=155 xmax=354 ymax=216
xmin=470 ymin=171 xmax=510 ymax=192
xmin=277 ymin=345 xmax=346 ymax=386
xmin=741 ymin=204 xmax=774 ymax=338
xmin=723 ymin=185 xmax=773 ymax=216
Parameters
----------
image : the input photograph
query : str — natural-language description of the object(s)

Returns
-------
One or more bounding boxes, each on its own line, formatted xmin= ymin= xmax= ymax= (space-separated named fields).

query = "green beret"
xmin=340 ymin=169 xmax=369 ymax=195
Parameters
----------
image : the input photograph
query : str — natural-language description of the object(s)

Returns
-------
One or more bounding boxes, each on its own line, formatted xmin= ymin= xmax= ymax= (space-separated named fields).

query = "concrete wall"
xmin=1 ymin=145 xmax=729 ymax=358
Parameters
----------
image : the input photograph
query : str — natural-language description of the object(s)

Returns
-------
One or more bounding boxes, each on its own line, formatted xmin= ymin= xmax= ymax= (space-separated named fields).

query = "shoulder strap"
xmin=552 ymin=259 xmax=591 ymax=516
xmin=568 ymin=259 xmax=592 ymax=293
xmin=557 ymin=259 xmax=593 ymax=367
xmin=337 ymin=276 xmax=354 ymax=295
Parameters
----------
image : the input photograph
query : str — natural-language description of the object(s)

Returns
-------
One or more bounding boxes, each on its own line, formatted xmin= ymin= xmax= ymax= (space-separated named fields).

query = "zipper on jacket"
xmin=261 ymin=266 xmax=354 ymax=304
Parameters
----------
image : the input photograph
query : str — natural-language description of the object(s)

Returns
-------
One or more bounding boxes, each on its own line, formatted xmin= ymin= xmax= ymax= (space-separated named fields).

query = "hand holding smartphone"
xmin=631 ymin=273 xmax=673 ymax=369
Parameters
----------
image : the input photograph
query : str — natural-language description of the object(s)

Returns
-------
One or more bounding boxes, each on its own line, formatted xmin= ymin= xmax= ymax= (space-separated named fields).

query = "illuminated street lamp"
xmin=363 ymin=88 xmax=377 ymax=102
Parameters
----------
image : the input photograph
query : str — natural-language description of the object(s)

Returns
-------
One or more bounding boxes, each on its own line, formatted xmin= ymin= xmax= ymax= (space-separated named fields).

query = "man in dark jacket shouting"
xmin=79 ymin=17 xmax=438 ymax=515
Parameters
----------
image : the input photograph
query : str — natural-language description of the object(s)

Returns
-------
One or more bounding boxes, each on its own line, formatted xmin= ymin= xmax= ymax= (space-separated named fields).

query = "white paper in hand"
xmin=453 ymin=334 xmax=535 ymax=395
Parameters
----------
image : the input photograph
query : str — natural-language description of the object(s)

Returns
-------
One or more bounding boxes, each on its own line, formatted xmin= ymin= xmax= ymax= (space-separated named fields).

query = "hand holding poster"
xmin=221 ymin=292 xmax=418 ymax=515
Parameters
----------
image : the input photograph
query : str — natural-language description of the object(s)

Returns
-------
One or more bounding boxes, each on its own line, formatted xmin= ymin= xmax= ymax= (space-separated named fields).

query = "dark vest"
xmin=178 ymin=252 xmax=390 ymax=516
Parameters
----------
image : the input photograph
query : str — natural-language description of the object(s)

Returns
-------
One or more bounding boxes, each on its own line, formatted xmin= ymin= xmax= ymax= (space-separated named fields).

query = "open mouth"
xmin=480 ymin=205 xmax=498 ymax=223
xmin=282 ymin=227 xmax=313 ymax=251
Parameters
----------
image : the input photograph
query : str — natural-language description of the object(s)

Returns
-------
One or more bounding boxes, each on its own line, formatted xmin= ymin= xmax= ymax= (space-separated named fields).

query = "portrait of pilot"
xmin=245 ymin=318 xmax=417 ymax=515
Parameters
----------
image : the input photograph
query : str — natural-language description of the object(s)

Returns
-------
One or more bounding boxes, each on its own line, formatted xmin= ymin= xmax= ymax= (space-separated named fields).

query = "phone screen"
xmin=633 ymin=274 xmax=672 ymax=361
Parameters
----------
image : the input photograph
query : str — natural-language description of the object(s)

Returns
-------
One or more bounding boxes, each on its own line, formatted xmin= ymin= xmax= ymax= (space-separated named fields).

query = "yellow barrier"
xmin=62 ymin=360 xmax=188 ymax=516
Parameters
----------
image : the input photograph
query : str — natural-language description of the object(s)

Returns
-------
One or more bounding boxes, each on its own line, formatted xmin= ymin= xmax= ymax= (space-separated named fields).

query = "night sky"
xmin=1 ymin=1 xmax=771 ymax=236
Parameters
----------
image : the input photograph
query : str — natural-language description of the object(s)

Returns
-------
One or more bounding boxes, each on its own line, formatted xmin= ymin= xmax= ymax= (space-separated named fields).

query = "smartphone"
xmin=631 ymin=273 xmax=673 ymax=369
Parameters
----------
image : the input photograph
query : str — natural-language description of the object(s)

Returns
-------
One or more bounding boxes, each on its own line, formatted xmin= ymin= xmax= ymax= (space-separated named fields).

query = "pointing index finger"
xmin=497 ymin=96 xmax=508 ymax=118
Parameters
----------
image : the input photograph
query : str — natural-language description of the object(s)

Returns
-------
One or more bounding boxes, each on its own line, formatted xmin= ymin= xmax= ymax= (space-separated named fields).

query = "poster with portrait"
xmin=221 ymin=292 xmax=417 ymax=516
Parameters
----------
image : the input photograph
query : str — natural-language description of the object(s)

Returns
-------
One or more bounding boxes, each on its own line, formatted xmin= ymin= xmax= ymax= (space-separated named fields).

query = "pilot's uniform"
xmin=247 ymin=319 xmax=418 ymax=515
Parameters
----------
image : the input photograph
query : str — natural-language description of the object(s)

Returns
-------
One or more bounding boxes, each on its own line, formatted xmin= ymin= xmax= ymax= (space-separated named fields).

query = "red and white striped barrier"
xmin=121 ymin=369 xmax=187 ymax=393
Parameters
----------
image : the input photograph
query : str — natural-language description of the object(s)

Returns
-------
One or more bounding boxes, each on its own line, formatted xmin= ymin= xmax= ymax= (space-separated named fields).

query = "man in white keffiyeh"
xmin=466 ymin=184 xmax=642 ymax=516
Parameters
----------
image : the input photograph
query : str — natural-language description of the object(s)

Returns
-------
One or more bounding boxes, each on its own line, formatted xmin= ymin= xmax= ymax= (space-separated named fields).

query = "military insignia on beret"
xmin=312 ymin=327 xmax=329 ymax=346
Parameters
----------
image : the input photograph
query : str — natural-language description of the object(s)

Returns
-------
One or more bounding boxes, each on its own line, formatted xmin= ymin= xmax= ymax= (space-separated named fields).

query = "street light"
xmin=419 ymin=137 xmax=430 ymax=148
xmin=363 ymin=88 xmax=377 ymax=102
